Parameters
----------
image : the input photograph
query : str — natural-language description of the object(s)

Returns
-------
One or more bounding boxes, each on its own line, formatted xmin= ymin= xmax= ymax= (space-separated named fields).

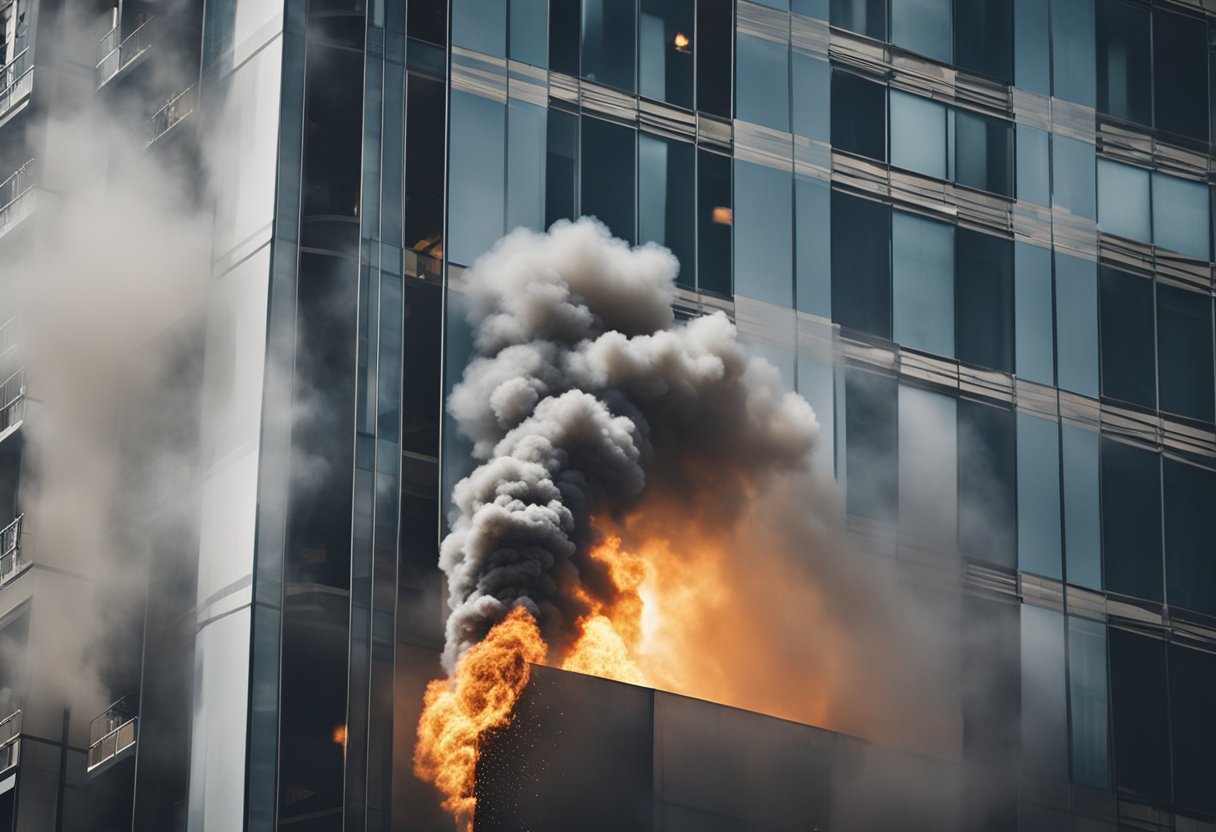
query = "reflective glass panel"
xmin=1157 ymin=285 xmax=1214 ymax=423
xmin=448 ymin=90 xmax=505 ymax=266
xmin=1096 ymin=0 xmax=1151 ymax=125
xmin=1017 ymin=414 xmax=1062 ymax=580
xmin=1109 ymin=628 xmax=1170 ymax=801
xmin=1169 ymin=644 xmax=1216 ymax=816
xmin=845 ymin=368 xmax=897 ymax=525
xmin=1016 ymin=125 xmax=1050 ymax=206
xmin=891 ymin=0 xmax=951 ymax=63
xmin=734 ymin=161 xmax=793 ymax=307
xmin=793 ymin=0 xmax=829 ymax=16
xmin=452 ymin=0 xmax=506 ymax=57
xmin=1053 ymin=136 xmax=1096 ymax=220
xmin=1021 ymin=606 xmax=1067 ymax=778
xmin=1015 ymin=0 xmax=1051 ymax=94
xmin=955 ymin=0 xmax=1012 ymax=83
xmin=1101 ymin=438 xmax=1162 ymax=602
xmin=506 ymin=100 xmax=547 ymax=233
xmin=1055 ymin=253 xmax=1099 ymax=398
xmin=639 ymin=132 xmax=695 ymax=287
xmin=1152 ymin=172 xmax=1210 ymax=261
xmin=956 ymin=228 xmax=1014 ymax=372
xmin=1062 ymin=425 xmax=1101 ymax=590
xmin=1096 ymin=159 xmax=1150 ymax=242
xmin=510 ymin=0 xmax=548 ymax=66
xmin=892 ymin=211 xmax=954 ymax=356
xmin=1098 ymin=266 xmax=1155 ymax=409
xmin=792 ymin=53 xmax=830 ymax=144
xmin=958 ymin=400 xmax=1017 ymax=570
xmin=1067 ymin=617 xmax=1110 ymax=789
xmin=698 ymin=150 xmax=732 ymax=296
xmin=580 ymin=117 xmax=636 ymax=243
xmin=795 ymin=176 xmax=831 ymax=316
xmin=404 ymin=73 xmax=445 ymax=254
xmin=890 ymin=91 xmax=947 ymax=180
xmin=640 ymin=0 xmax=694 ymax=109
xmin=1052 ymin=0 xmax=1096 ymax=107
xmin=1163 ymin=458 xmax=1216 ymax=618
xmin=830 ymin=0 xmax=887 ymax=40
xmin=582 ymin=0 xmax=637 ymax=92
xmin=550 ymin=0 xmax=580 ymax=75
xmin=831 ymin=190 xmax=891 ymax=339
xmin=953 ymin=110 xmax=1013 ymax=197
xmin=696 ymin=0 xmax=733 ymax=117
xmin=545 ymin=108 xmax=578 ymax=228
xmin=1153 ymin=8 xmax=1209 ymax=141
xmin=1014 ymin=242 xmax=1054 ymax=385
xmin=898 ymin=385 xmax=957 ymax=566
xmin=831 ymin=69 xmax=886 ymax=161
xmin=736 ymin=33 xmax=790 ymax=131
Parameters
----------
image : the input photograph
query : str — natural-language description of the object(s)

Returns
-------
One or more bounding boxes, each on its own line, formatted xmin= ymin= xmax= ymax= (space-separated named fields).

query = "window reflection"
xmin=1067 ymin=617 xmax=1110 ymax=789
xmin=795 ymin=177 xmax=830 ymax=316
xmin=507 ymin=101 xmax=547 ymax=233
xmin=510 ymin=0 xmax=548 ymax=66
xmin=1054 ymin=253 xmax=1098 ymax=397
xmin=1014 ymin=242 xmax=1054 ymax=385
xmin=1017 ymin=414 xmax=1062 ymax=580
xmin=582 ymin=0 xmax=637 ymax=92
xmin=953 ymin=110 xmax=1013 ymax=198
xmin=736 ymin=33 xmax=790 ymax=131
xmin=1052 ymin=136 xmax=1096 ymax=220
xmin=733 ymin=160 xmax=793 ymax=307
xmin=1096 ymin=0 xmax=1151 ymax=126
xmin=448 ymin=90 xmax=506 ymax=265
xmin=638 ymin=132 xmax=695 ymax=287
xmin=844 ymin=368 xmax=897 ymax=529
xmin=640 ymin=0 xmax=694 ymax=109
xmin=957 ymin=400 xmax=1017 ymax=570
xmin=452 ymin=0 xmax=506 ymax=57
xmin=1096 ymin=159 xmax=1149 ymax=243
xmin=697 ymin=149 xmax=732 ymax=296
xmin=1052 ymin=0 xmax=1096 ymax=107
xmin=892 ymin=211 xmax=953 ymax=357
xmin=1015 ymin=0 xmax=1051 ymax=94
xmin=830 ymin=0 xmax=887 ymax=41
xmin=404 ymin=73 xmax=445 ymax=257
xmin=1151 ymin=172 xmax=1210 ymax=261
xmin=831 ymin=190 xmax=891 ymax=339
xmin=581 ymin=117 xmax=636 ymax=243
xmin=1062 ymin=425 xmax=1101 ymax=590
xmin=891 ymin=0 xmax=951 ymax=63
xmin=545 ymin=109 xmax=578 ymax=229
xmin=890 ymin=91 xmax=947 ymax=180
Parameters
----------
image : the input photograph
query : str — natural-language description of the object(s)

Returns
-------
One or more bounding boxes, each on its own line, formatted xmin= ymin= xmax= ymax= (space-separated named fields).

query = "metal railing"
xmin=0 ymin=49 xmax=32 ymax=119
xmin=96 ymin=17 xmax=152 ymax=88
xmin=0 ymin=160 xmax=35 ymax=238
xmin=87 ymin=698 xmax=137 ymax=772
xmin=0 ymin=515 xmax=25 ymax=588
xmin=0 ymin=711 xmax=20 ymax=774
xmin=147 ymin=84 xmax=195 ymax=146
xmin=0 ymin=369 xmax=23 ymax=435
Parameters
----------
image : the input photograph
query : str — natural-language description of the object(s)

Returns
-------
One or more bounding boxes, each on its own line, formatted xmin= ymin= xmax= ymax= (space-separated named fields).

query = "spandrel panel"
xmin=1014 ymin=242 xmax=1054 ymax=385
xmin=1054 ymin=253 xmax=1098 ymax=398
xmin=1016 ymin=413 xmax=1062 ymax=580
xmin=582 ymin=0 xmax=637 ymax=92
xmin=1067 ymin=616 xmax=1109 ymax=790
xmin=447 ymin=90 xmax=506 ymax=266
xmin=890 ymin=90 xmax=948 ymax=180
xmin=892 ymin=210 xmax=954 ymax=357
xmin=1152 ymin=172 xmax=1210 ymax=261
xmin=1096 ymin=0 xmax=1151 ymax=125
xmin=638 ymin=132 xmax=695 ymax=287
xmin=736 ymin=32 xmax=790 ymax=131
xmin=1100 ymin=438 xmax=1162 ymax=602
xmin=1163 ymin=458 xmax=1216 ymax=618
xmin=1098 ymin=266 xmax=1155 ymax=409
xmin=733 ymin=160 xmax=793 ymax=307
xmin=1157 ymin=285 xmax=1215 ymax=423
xmin=1020 ymin=606 xmax=1067 ymax=778
xmin=891 ymin=0 xmax=952 ymax=63
xmin=1109 ymin=628 xmax=1170 ymax=802
xmin=1096 ymin=159 xmax=1150 ymax=243
xmin=640 ymin=0 xmax=695 ymax=109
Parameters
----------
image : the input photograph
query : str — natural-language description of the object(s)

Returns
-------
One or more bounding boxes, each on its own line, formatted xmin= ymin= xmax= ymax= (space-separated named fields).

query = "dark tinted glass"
xmin=1052 ymin=0 xmax=1096 ymax=107
xmin=408 ymin=0 xmax=447 ymax=45
xmin=1100 ymin=438 xmax=1162 ymax=602
xmin=1153 ymin=9 xmax=1208 ymax=141
xmin=404 ymin=73 xmax=446 ymax=254
xmin=549 ymin=0 xmax=580 ymax=75
xmin=1096 ymin=0 xmax=1151 ymax=125
xmin=953 ymin=110 xmax=1013 ymax=197
xmin=697 ymin=149 xmax=732 ymax=296
xmin=831 ymin=69 xmax=887 ymax=161
xmin=1109 ymin=628 xmax=1170 ymax=802
xmin=962 ymin=597 xmax=1020 ymax=764
xmin=955 ymin=228 xmax=1014 ymax=372
xmin=696 ymin=0 xmax=733 ymax=117
xmin=545 ymin=109 xmax=578 ymax=229
xmin=1098 ymin=267 xmax=1155 ymax=409
xmin=582 ymin=0 xmax=637 ymax=92
xmin=736 ymin=33 xmax=790 ymax=131
xmin=581 ymin=118 xmax=636 ymax=242
xmin=1163 ymin=458 xmax=1216 ymax=618
xmin=1157 ymin=285 xmax=1214 ymax=423
xmin=830 ymin=0 xmax=888 ymax=40
xmin=844 ymin=368 xmax=897 ymax=524
xmin=1169 ymin=644 xmax=1216 ymax=816
xmin=955 ymin=0 xmax=1012 ymax=82
xmin=639 ymin=0 xmax=694 ymax=109
xmin=958 ymin=400 xmax=1017 ymax=570
xmin=831 ymin=190 xmax=891 ymax=339
xmin=639 ymin=133 xmax=695 ymax=286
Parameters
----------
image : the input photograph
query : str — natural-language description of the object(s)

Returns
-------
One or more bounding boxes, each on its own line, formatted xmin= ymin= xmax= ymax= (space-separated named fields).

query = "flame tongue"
xmin=413 ymin=608 xmax=547 ymax=832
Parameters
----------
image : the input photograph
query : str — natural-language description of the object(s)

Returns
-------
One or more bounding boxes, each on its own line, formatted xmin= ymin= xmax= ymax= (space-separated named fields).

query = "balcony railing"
xmin=0 ymin=711 xmax=20 ymax=774
xmin=0 ymin=515 xmax=25 ymax=588
xmin=87 ymin=698 xmax=137 ymax=772
xmin=146 ymin=84 xmax=195 ymax=147
xmin=0 ymin=160 xmax=35 ymax=239
xmin=0 ymin=369 xmax=23 ymax=435
xmin=96 ymin=17 xmax=152 ymax=88
xmin=0 ymin=49 xmax=32 ymax=121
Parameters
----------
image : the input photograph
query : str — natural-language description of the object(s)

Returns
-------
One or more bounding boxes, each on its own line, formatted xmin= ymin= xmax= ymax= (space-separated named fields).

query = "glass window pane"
xmin=510 ymin=0 xmax=548 ymax=66
xmin=1152 ymin=172 xmax=1211 ymax=261
xmin=404 ymin=73 xmax=445 ymax=254
xmin=793 ymin=0 xmax=829 ymax=17
xmin=1015 ymin=242 xmax=1054 ymax=384
xmin=448 ymin=90 xmax=505 ymax=266
xmin=1055 ymin=253 xmax=1099 ymax=398
xmin=953 ymin=110 xmax=1013 ymax=197
xmin=408 ymin=0 xmax=447 ymax=45
xmin=1062 ymin=425 xmax=1101 ymax=590
xmin=1100 ymin=438 xmax=1162 ymax=602
xmin=1021 ymin=606 xmax=1067 ymax=778
xmin=1096 ymin=159 xmax=1150 ymax=242
xmin=890 ymin=91 xmax=947 ymax=180
xmin=452 ymin=0 xmax=507 ymax=57
xmin=792 ymin=53 xmax=830 ymax=144
xmin=830 ymin=69 xmax=886 ymax=162
xmin=1017 ymin=414 xmax=1062 ymax=579
xmin=545 ymin=108 xmax=578 ymax=229
xmin=955 ymin=0 xmax=1012 ymax=83
xmin=736 ymin=33 xmax=790 ymax=131
xmin=795 ymin=176 xmax=831 ymax=317
xmin=956 ymin=228 xmax=1014 ymax=372
xmin=1015 ymin=125 xmax=1050 ymax=206
xmin=580 ymin=117 xmax=636 ymax=243
xmin=1095 ymin=0 xmax=1151 ymax=125
xmin=549 ymin=0 xmax=581 ymax=75
xmin=1109 ymin=628 xmax=1170 ymax=802
xmin=1153 ymin=8 xmax=1209 ymax=141
xmin=639 ymin=133 xmax=695 ymax=287
xmin=1052 ymin=0 xmax=1096 ymax=107
xmin=1163 ymin=459 xmax=1216 ymax=618
xmin=845 ymin=368 xmax=897 ymax=526
xmin=1067 ymin=616 xmax=1110 ymax=790
xmin=1169 ymin=644 xmax=1216 ymax=817
xmin=830 ymin=0 xmax=887 ymax=41
xmin=1015 ymin=0 xmax=1051 ymax=94
xmin=1054 ymin=138 xmax=1097 ymax=219
xmin=831 ymin=190 xmax=891 ymax=339
xmin=958 ymin=400 xmax=1017 ymax=570
xmin=696 ymin=0 xmax=732 ymax=117
xmin=898 ymin=385 xmax=957 ymax=566
xmin=506 ymin=100 xmax=547 ymax=234
xmin=891 ymin=0 xmax=951 ymax=63
xmin=640 ymin=0 xmax=694 ymax=109
xmin=892 ymin=211 xmax=954 ymax=356
xmin=1098 ymin=266 xmax=1155 ymax=409
xmin=582 ymin=0 xmax=637 ymax=92
xmin=697 ymin=149 xmax=732 ymax=296
xmin=1157 ymin=285 xmax=1214 ymax=423
xmin=733 ymin=161 xmax=793 ymax=307
xmin=796 ymin=350 xmax=834 ymax=472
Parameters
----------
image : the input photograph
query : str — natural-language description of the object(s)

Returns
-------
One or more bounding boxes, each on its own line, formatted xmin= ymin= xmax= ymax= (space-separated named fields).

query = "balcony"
xmin=0 ymin=369 xmax=22 ymax=440
xmin=146 ymin=84 xmax=195 ymax=147
xmin=86 ymin=698 xmax=137 ymax=774
xmin=0 ymin=711 xmax=20 ymax=775
xmin=0 ymin=161 xmax=35 ymax=242
xmin=96 ymin=17 xmax=152 ymax=89
xmin=0 ymin=49 xmax=32 ymax=124
xmin=0 ymin=515 xmax=26 ymax=588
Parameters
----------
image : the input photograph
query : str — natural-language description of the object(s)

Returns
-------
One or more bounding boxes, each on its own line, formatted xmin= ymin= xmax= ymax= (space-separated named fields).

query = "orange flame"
xmin=413 ymin=607 xmax=547 ymax=832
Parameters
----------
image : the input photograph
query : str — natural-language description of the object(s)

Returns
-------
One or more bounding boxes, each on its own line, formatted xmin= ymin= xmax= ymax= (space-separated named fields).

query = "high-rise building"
xmin=0 ymin=0 xmax=1213 ymax=830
